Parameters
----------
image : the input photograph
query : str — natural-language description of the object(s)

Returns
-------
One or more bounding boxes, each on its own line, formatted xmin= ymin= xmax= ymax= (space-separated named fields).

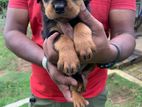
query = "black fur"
xmin=41 ymin=13 xmax=57 ymax=39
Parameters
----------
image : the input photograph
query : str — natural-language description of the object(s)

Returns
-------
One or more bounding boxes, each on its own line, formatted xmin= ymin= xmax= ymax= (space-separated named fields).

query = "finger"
xmin=79 ymin=4 xmax=104 ymax=33
xmin=80 ymin=0 xmax=86 ymax=12
xmin=57 ymin=75 xmax=78 ymax=87
xmin=43 ymin=32 xmax=59 ymax=50
xmin=45 ymin=33 xmax=59 ymax=63
xmin=58 ymin=22 xmax=73 ymax=38
xmin=47 ymin=63 xmax=73 ymax=102
xmin=58 ymin=84 xmax=73 ymax=102
xmin=43 ymin=32 xmax=59 ymax=53
xmin=43 ymin=39 xmax=48 ymax=56
xmin=48 ymin=62 xmax=77 ymax=86
xmin=47 ymin=32 xmax=59 ymax=43
xmin=43 ymin=42 xmax=58 ymax=64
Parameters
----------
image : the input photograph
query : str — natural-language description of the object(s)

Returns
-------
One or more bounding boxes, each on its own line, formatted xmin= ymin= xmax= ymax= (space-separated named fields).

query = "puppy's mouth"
xmin=54 ymin=15 xmax=78 ymax=22
xmin=46 ymin=10 xmax=79 ymax=22
xmin=55 ymin=13 xmax=76 ymax=18
xmin=52 ymin=8 xmax=80 ymax=21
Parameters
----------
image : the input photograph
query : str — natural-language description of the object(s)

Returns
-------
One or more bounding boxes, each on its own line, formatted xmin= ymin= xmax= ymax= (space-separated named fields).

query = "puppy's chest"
xmin=69 ymin=17 xmax=82 ymax=27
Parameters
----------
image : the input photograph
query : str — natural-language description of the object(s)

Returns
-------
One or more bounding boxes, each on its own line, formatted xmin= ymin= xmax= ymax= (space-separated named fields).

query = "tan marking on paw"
xmin=74 ymin=23 xmax=96 ymax=63
xmin=54 ymin=35 xmax=80 ymax=75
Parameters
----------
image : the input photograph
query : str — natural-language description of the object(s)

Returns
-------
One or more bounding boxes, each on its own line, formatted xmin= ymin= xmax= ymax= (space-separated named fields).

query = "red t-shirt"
xmin=8 ymin=0 xmax=136 ymax=102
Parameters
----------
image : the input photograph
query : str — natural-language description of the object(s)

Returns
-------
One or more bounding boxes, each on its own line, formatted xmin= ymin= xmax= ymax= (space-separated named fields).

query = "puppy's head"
xmin=38 ymin=0 xmax=89 ymax=21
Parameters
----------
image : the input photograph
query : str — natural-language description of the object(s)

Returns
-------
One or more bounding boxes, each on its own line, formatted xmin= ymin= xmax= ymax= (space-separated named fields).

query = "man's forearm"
xmin=93 ymin=33 xmax=136 ymax=64
xmin=110 ymin=33 xmax=136 ymax=61
xmin=4 ymin=30 xmax=44 ymax=66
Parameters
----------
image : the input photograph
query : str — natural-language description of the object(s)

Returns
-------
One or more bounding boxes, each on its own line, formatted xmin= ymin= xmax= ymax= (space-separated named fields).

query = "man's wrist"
xmin=42 ymin=56 xmax=48 ymax=70
xmin=110 ymin=43 xmax=120 ymax=62
xmin=97 ymin=43 xmax=121 ymax=68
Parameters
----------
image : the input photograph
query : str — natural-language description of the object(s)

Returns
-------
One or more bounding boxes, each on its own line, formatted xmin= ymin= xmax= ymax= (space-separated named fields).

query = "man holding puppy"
xmin=4 ymin=0 xmax=136 ymax=107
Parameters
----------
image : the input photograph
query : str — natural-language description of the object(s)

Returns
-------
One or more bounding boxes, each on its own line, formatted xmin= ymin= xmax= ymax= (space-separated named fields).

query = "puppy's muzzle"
xmin=53 ymin=0 xmax=67 ymax=14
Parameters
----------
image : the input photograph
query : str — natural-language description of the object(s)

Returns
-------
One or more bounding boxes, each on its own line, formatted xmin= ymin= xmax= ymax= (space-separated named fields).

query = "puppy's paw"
xmin=72 ymin=91 xmax=88 ymax=107
xmin=74 ymin=23 xmax=96 ymax=63
xmin=54 ymin=35 xmax=80 ymax=75
xmin=75 ymin=37 xmax=96 ymax=63
xmin=57 ymin=49 xmax=80 ymax=76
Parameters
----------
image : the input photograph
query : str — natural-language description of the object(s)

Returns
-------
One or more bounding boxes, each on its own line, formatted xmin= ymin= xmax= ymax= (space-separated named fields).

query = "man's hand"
xmin=48 ymin=62 xmax=77 ymax=102
xmin=43 ymin=32 xmax=59 ymax=64
xmin=57 ymin=3 xmax=117 ymax=64
xmin=78 ymin=3 xmax=117 ymax=63
xmin=43 ymin=33 xmax=77 ymax=101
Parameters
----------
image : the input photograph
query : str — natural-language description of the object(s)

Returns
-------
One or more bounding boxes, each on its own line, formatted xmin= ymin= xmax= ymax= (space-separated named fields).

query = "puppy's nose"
xmin=53 ymin=3 xmax=66 ymax=14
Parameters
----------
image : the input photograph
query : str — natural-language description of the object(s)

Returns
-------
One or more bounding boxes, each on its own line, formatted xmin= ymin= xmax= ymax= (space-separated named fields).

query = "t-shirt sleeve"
xmin=111 ymin=0 xmax=136 ymax=11
xmin=8 ymin=0 xmax=28 ymax=9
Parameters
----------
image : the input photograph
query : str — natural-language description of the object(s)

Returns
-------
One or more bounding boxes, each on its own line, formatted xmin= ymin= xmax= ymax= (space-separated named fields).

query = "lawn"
xmin=0 ymin=71 xmax=30 ymax=106
xmin=106 ymin=74 xmax=142 ymax=107
xmin=0 ymin=32 xmax=31 ymax=106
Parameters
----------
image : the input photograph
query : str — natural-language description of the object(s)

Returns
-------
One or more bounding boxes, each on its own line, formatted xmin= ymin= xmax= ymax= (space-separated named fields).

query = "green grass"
xmin=106 ymin=74 xmax=142 ymax=107
xmin=0 ymin=32 xmax=31 ymax=106
xmin=21 ymin=104 xmax=29 ymax=107
xmin=0 ymin=71 xmax=30 ymax=106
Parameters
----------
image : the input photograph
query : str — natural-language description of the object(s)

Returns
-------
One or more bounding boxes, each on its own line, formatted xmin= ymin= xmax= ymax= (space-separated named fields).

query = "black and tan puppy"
xmin=37 ymin=0 xmax=96 ymax=106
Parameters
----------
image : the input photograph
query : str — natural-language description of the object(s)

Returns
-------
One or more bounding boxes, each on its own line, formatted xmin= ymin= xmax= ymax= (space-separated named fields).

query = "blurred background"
xmin=0 ymin=0 xmax=142 ymax=107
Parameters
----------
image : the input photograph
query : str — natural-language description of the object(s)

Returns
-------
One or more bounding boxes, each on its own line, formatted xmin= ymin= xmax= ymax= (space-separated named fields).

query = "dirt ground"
xmin=0 ymin=70 xmax=5 ymax=77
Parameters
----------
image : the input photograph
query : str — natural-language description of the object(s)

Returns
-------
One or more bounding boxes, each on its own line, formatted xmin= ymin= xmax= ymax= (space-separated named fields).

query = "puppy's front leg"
xmin=74 ymin=23 xmax=96 ymax=63
xmin=54 ymin=35 xmax=80 ymax=75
